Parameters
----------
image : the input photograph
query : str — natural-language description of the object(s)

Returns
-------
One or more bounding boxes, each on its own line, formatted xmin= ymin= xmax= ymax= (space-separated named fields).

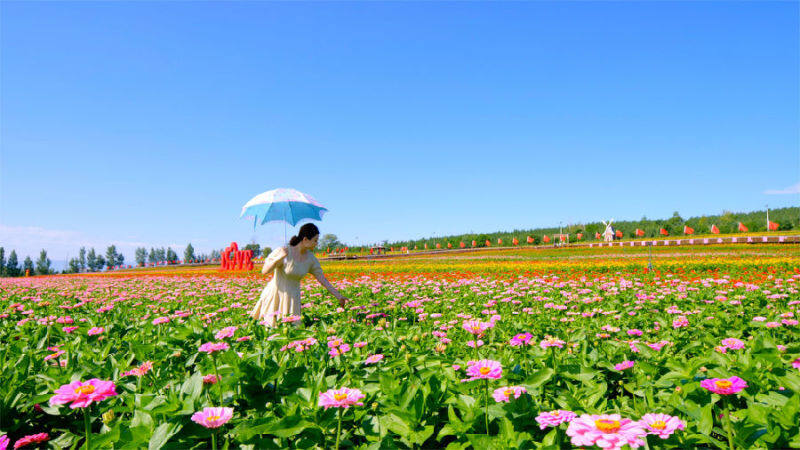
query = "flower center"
xmin=504 ymin=389 xmax=514 ymax=396
xmin=650 ymin=420 xmax=667 ymax=430
xmin=472 ymin=326 xmax=481 ymax=332
xmin=74 ymin=385 xmax=96 ymax=395
xmin=715 ymin=380 xmax=732 ymax=390
xmin=479 ymin=366 xmax=491 ymax=375
xmin=595 ymin=419 xmax=621 ymax=433
xmin=205 ymin=415 xmax=220 ymax=422
xmin=334 ymin=393 xmax=348 ymax=401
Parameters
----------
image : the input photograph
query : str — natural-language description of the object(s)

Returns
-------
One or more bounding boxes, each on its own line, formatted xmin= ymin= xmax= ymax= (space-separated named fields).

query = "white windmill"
xmin=601 ymin=219 xmax=615 ymax=242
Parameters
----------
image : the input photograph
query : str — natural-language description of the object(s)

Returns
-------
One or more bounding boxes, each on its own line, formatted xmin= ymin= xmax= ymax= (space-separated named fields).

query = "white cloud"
xmin=764 ymin=182 xmax=800 ymax=195
xmin=0 ymin=224 xmax=207 ymax=260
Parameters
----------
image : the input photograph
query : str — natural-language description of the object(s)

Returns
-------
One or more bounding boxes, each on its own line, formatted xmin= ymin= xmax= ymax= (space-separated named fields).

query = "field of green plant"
xmin=1 ymin=248 xmax=799 ymax=449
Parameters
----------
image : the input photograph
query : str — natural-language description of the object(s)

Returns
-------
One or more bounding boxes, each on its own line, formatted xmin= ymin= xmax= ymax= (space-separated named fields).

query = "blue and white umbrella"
xmin=240 ymin=188 xmax=328 ymax=235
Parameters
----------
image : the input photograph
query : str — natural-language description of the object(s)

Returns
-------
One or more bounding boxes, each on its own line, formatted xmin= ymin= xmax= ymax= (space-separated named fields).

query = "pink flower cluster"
xmin=281 ymin=337 xmax=318 ymax=352
xmin=198 ymin=342 xmax=229 ymax=354
xmin=536 ymin=410 xmax=577 ymax=429
xmin=540 ymin=337 xmax=566 ymax=349
xmin=566 ymin=414 xmax=647 ymax=450
xmin=121 ymin=361 xmax=153 ymax=378
xmin=509 ymin=332 xmax=532 ymax=346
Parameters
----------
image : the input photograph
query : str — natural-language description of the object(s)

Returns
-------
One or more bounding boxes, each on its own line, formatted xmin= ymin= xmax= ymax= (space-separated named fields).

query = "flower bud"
xmin=102 ymin=410 xmax=115 ymax=424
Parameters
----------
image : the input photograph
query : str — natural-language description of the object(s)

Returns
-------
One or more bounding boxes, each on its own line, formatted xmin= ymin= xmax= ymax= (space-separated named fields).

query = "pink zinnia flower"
xmin=509 ymin=332 xmax=533 ymax=346
xmin=492 ymin=386 xmax=526 ymax=402
xmin=792 ymin=358 xmax=800 ymax=369
xmin=640 ymin=413 xmax=685 ymax=439
xmin=536 ymin=410 xmax=577 ymax=429
xmin=0 ymin=435 xmax=8 ymax=450
xmin=11 ymin=433 xmax=49 ymax=449
xmin=215 ymin=326 xmax=237 ymax=339
xmin=354 ymin=341 xmax=368 ymax=348
xmin=44 ymin=350 xmax=65 ymax=361
xmin=720 ymin=338 xmax=745 ymax=350
xmin=466 ymin=340 xmax=484 ymax=348
xmin=463 ymin=359 xmax=502 ymax=381
xmin=87 ymin=327 xmax=104 ymax=336
xmin=318 ymin=387 xmax=365 ymax=409
xmin=63 ymin=326 xmax=78 ymax=334
xmin=203 ymin=374 xmax=220 ymax=385
xmin=700 ymin=376 xmax=747 ymax=395
xmin=191 ymin=406 xmax=233 ymax=428
xmin=198 ymin=342 xmax=229 ymax=354
xmin=364 ymin=354 xmax=384 ymax=364
xmin=152 ymin=316 xmax=170 ymax=325
xmin=614 ymin=360 xmax=635 ymax=371
xmin=49 ymin=379 xmax=118 ymax=409
xmin=282 ymin=315 xmax=302 ymax=323
xmin=329 ymin=343 xmax=351 ymax=357
xmin=627 ymin=329 xmax=643 ymax=336
xmin=462 ymin=320 xmax=491 ymax=336
xmin=672 ymin=316 xmax=689 ymax=328
xmin=566 ymin=414 xmax=647 ymax=450
xmin=540 ymin=337 xmax=565 ymax=349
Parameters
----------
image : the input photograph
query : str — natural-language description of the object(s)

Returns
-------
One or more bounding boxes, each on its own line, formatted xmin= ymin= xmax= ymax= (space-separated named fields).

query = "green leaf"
xmin=526 ymin=368 xmax=554 ymax=388
xmin=149 ymin=422 xmax=182 ymax=450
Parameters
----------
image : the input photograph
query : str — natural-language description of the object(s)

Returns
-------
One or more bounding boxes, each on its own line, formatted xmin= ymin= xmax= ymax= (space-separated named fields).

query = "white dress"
xmin=249 ymin=245 xmax=324 ymax=327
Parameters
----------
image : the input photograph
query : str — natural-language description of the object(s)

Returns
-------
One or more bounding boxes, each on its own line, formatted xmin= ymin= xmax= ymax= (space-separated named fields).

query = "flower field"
xmin=2 ymin=246 xmax=800 ymax=449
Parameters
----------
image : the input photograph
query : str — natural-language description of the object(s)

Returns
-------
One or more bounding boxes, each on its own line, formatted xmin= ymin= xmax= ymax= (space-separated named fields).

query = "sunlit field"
xmin=2 ymin=244 xmax=799 ymax=449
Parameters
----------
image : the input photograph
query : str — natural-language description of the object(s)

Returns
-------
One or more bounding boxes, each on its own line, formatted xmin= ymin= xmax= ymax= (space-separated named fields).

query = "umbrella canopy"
xmin=240 ymin=188 xmax=328 ymax=230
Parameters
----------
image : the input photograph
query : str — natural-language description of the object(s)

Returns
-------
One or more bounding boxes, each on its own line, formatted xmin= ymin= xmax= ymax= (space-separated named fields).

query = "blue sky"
xmin=1 ymin=1 xmax=798 ymax=264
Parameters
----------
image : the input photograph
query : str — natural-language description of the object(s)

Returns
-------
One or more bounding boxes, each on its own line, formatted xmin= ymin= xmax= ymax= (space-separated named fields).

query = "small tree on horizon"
xmin=23 ymin=256 xmax=34 ymax=276
xmin=184 ymin=243 xmax=196 ymax=262
xmin=0 ymin=247 xmax=5 ymax=277
xmin=78 ymin=247 xmax=87 ymax=272
xmin=35 ymin=249 xmax=52 ymax=275
xmin=135 ymin=247 xmax=147 ymax=266
xmin=6 ymin=250 xmax=19 ymax=277
xmin=166 ymin=247 xmax=178 ymax=264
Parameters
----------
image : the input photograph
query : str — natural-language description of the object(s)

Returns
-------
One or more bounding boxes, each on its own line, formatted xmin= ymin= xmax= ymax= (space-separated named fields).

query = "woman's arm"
xmin=261 ymin=247 xmax=288 ymax=274
xmin=313 ymin=272 xmax=349 ymax=306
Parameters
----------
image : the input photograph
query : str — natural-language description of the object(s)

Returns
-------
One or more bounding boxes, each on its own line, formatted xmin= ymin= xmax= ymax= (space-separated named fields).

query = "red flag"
xmin=497 ymin=238 xmax=503 ymax=245
xmin=447 ymin=242 xmax=452 ymax=249
xmin=485 ymin=239 xmax=491 ymax=247
xmin=660 ymin=228 xmax=669 ymax=236
xmin=526 ymin=236 xmax=533 ymax=244
xmin=710 ymin=224 xmax=720 ymax=234
xmin=615 ymin=230 xmax=623 ymax=238
xmin=595 ymin=232 xmax=601 ymax=239
xmin=768 ymin=221 xmax=779 ymax=231
xmin=683 ymin=225 xmax=694 ymax=235
xmin=576 ymin=233 xmax=583 ymax=240
xmin=512 ymin=237 xmax=519 ymax=245
xmin=738 ymin=222 xmax=748 ymax=232
xmin=424 ymin=243 xmax=428 ymax=249
xmin=635 ymin=229 xmax=645 ymax=237
xmin=543 ymin=235 xmax=550 ymax=243
xmin=472 ymin=240 xmax=477 ymax=247
xmin=435 ymin=243 xmax=441 ymax=249
xmin=414 ymin=245 xmax=418 ymax=250
xmin=460 ymin=241 xmax=466 ymax=248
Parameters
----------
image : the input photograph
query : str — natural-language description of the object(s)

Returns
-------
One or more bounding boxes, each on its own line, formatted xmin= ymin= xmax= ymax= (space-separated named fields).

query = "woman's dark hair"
xmin=289 ymin=223 xmax=320 ymax=246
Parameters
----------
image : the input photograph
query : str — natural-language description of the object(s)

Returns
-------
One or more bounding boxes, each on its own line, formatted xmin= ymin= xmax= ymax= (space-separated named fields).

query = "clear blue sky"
xmin=1 ymin=1 xmax=798 ymax=263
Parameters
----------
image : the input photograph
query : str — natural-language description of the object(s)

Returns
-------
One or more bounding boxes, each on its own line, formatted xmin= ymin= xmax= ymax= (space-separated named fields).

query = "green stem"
xmin=83 ymin=407 xmax=91 ymax=449
xmin=211 ymin=431 xmax=217 ymax=450
xmin=335 ymin=408 xmax=343 ymax=450
xmin=724 ymin=401 xmax=735 ymax=450
xmin=484 ymin=379 xmax=489 ymax=435
xmin=212 ymin=354 xmax=223 ymax=405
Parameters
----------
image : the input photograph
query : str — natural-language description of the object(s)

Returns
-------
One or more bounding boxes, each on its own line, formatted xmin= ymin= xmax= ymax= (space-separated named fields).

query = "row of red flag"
xmin=322 ymin=221 xmax=781 ymax=255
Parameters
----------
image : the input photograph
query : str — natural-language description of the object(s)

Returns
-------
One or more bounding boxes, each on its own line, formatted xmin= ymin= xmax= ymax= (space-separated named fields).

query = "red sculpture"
xmin=220 ymin=242 xmax=254 ymax=271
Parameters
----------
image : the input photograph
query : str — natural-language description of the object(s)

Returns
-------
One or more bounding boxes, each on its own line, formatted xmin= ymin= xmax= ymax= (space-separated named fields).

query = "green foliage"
xmin=35 ymin=249 xmax=52 ymax=275
xmin=6 ymin=249 xmax=19 ymax=276
xmin=184 ymin=243 xmax=196 ymax=262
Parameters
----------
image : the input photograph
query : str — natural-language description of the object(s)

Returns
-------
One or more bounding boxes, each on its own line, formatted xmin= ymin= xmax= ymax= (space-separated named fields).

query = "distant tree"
xmin=155 ymin=248 xmax=166 ymax=262
xmin=0 ymin=247 xmax=5 ymax=277
xmin=135 ymin=247 xmax=147 ymax=266
xmin=148 ymin=248 xmax=157 ymax=264
xmin=23 ymin=256 xmax=34 ymax=276
xmin=87 ymin=248 xmax=98 ymax=272
xmin=78 ymin=247 xmax=87 ymax=271
xmin=242 ymin=243 xmax=260 ymax=258
xmin=262 ymin=247 xmax=272 ymax=258
xmin=116 ymin=252 xmax=124 ymax=267
xmin=166 ymin=248 xmax=178 ymax=264
xmin=96 ymin=255 xmax=106 ymax=271
xmin=184 ymin=243 xmax=196 ymax=262
xmin=105 ymin=245 xmax=120 ymax=269
xmin=67 ymin=258 xmax=81 ymax=274
xmin=35 ymin=250 xmax=52 ymax=275
xmin=210 ymin=249 xmax=221 ymax=260
xmin=6 ymin=250 xmax=19 ymax=277
xmin=319 ymin=234 xmax=342 ymax=250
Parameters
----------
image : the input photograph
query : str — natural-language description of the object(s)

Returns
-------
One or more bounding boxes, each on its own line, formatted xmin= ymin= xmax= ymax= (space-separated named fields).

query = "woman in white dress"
xmin=250 ymin=223 xmax=349 ymax=327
